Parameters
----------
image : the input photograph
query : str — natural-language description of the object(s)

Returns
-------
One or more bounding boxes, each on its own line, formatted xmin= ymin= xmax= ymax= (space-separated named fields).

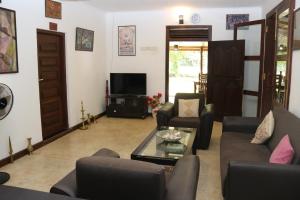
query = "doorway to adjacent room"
xmin=165 ymin=25 xmax=212 ymax=103
xmin=168 ymin=41 xmax=208 ymax=102
xmin=37 ymin=29 xmax=69 ymax=140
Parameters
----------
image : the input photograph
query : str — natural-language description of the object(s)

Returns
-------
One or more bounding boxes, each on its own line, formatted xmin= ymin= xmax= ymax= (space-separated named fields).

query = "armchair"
xmin=50 ymin=149 xmax=200 ymax=200
xmin=157 ymin=93 xmax=214 ymax=150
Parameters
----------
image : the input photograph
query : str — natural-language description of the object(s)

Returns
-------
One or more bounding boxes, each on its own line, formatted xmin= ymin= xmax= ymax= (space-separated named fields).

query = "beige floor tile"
xmin=0 ymin=117 xmax=223 ymax=199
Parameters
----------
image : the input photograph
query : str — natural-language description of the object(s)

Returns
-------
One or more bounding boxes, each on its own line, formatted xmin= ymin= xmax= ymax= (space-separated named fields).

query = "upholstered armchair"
xmin=157 ymin=93 xmax=214 ymax=150
xmin=50 ymin=148 xmax=200 ymax=200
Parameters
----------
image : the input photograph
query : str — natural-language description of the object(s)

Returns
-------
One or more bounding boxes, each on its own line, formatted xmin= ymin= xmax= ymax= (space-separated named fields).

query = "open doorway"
xmin=165 ymin=25 xmax=212 ymax=102
xmin=168 ymin=41 xmax=208 ymax=102
xmin=261 ymin=0 xmax=295 ymax=116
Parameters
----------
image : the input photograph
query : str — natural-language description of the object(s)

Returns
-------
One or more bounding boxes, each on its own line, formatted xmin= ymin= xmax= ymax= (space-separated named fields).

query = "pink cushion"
xmin=269 ymin=135 xmax=294 ymax=164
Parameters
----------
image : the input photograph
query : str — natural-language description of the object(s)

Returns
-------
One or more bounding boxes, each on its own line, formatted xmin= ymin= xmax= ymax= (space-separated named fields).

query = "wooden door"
xmin=37 ymin=30 xmax=68 ymax=140
xmin=234 ymin=20 xmax=266 ymax=117
xmin=207 ymin=40 xmax=245 ymax=121
xmin=261 ymin=14 xmax=276 ymax=117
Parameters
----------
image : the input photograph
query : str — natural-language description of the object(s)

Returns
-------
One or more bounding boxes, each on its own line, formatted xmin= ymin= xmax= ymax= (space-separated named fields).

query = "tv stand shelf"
xmin=106 ymin=95 xmax=148 ymax=119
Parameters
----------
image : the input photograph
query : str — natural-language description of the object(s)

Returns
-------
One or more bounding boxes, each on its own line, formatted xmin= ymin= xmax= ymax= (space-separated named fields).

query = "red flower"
xmin=147 ymin=92 xmax=163 ymax=108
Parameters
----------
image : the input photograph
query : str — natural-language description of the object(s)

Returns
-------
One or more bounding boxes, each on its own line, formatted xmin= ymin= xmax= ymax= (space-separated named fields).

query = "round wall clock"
xmin=191 ymin=13 xmax=201 ymax=24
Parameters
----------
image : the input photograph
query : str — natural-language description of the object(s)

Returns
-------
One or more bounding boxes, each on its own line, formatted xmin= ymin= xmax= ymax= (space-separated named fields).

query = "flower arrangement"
xmin=147 ymin=92 xmax=162 ymax=109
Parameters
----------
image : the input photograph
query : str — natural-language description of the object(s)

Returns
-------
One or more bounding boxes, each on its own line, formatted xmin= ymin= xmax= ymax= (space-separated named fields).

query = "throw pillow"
xmin=251 ymin=111 xmax=275 ymax=144
xmin=178 ymin=99 xmax=199 ymax=118
xmin=269 ymin=135 xmax=294 ymax=164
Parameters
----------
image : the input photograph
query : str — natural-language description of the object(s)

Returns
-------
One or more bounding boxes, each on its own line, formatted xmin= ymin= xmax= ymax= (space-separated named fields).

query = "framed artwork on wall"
xmin=0 ymin=7 xmax=18 ymax=74
xmin=118 ymin=25 xmax=136 ymax=56
xmin=226 ymin=14 xmax=249 ymax=30
xmin=75 ymin=27 xmax=94 ymax=51
xmin=294 ymin=8 xmax=300 ymax=50
xmin=45 ymin=0 xmax=62 ymax=19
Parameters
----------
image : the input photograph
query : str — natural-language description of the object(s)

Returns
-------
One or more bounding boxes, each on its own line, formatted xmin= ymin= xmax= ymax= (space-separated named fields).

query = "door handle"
xmin=262 ymin=73 xmax=266 ymax=81
xmin=39 ymin=78 xmax=44 ymax=82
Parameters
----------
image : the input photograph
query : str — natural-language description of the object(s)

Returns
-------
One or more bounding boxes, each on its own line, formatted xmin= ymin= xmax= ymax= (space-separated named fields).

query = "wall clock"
xmin=191 ymin=13 xmax=201 ymax=24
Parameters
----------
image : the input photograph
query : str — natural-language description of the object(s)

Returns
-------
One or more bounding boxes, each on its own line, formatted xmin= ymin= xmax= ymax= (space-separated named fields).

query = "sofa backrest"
xmin=76 ymin=157 xmax=166 ymax=200
xmin=268 ymin=107 xmax=300 ymax=164
xmin=174 ymin=93 xmax=205 ymax=116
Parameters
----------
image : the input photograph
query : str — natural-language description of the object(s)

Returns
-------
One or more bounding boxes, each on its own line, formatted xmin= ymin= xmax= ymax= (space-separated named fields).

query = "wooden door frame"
xmin=265 ymin=0 xmax=295 ymax=109
xmin=165 ymin=25 xmax=212 ymax=102
xmin=36 ymin=29 xmax=69 ymax=139
xmin=234 ymin=19 xmax=266 ymax=117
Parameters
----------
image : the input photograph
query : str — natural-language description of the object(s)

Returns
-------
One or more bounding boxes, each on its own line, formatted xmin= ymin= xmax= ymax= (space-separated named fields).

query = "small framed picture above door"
xmin=118 ymin=25 xmax=136 ymax=56
xmin=226 ymin=14 xmax=249 ymax=30
xmin=0 ymin=7 xmax=18 ymax=74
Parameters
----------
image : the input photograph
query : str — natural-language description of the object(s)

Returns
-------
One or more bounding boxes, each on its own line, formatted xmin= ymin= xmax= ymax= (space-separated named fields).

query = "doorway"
xmin=168 ymin=41 xmax=208 ymax=102
xmin=37 ymin=29 xmax=68 ymax=140
xmin=261 ymin=0 xmax=295 ymax=116
xmin=165 ymin=25 xmax=212 ymax=102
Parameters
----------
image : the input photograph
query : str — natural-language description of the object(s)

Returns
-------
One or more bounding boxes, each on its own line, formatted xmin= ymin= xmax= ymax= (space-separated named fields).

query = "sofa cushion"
xmin=178 ymin=99 xmax=199 ymax=118
xmin=268 ymin=107 xmax=300 ymax=164
xmin=251 ymin=111 xmax=274 ymax=144
xmin=220 ymin=132 xmax=271 ymax=191
xmin=169 ymin=117 xmax=200 ymax=128
xmin=269 ymin=135 xmax=294 ymax=164
xmin=174 ymin=93 xmax=204 ymax=117
xmin=76 ymin=157 xmax=166 ymax=200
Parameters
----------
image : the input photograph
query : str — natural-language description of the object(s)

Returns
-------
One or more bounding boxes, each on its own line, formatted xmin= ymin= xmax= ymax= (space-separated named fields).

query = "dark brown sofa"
xmin=157 ymin=93 xmax=214 ymax=150
xmin=221 ymin=107 xmax=300 ymax=200
xmin=0 ymin=185 xmax=83 ymax=200
xmin=50 ymin=148 xmax=200 ymax=200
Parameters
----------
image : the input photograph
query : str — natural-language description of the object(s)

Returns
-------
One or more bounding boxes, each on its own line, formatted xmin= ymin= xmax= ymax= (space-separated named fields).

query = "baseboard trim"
xmin=0 ymin=112 xmax=106 ymax=168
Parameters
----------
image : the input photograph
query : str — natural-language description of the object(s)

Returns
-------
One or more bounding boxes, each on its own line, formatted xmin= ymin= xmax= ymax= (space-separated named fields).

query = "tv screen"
xmin=110 ymin=73 xmax=147 ymax=95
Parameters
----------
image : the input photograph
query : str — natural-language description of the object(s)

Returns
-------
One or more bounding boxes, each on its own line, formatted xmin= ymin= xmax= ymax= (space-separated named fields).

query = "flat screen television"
xmin=110 ymin=73 xmax=147 ymax=95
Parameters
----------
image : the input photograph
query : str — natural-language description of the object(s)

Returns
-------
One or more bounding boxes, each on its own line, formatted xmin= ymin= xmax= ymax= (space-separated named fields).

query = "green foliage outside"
xmin=169 ymin=51 xmax=200 ymax=77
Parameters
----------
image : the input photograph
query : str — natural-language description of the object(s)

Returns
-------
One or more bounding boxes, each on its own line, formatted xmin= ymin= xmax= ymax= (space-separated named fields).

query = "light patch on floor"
xmin=0 ymin=117 xmax=223 ymax=200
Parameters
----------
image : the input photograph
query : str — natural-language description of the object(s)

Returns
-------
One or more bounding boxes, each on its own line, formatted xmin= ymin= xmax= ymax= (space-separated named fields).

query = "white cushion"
xmin=178 ymin=99 xmax=199 ymax=118
xmin=251 ymin=111 xmax=275 ymax=144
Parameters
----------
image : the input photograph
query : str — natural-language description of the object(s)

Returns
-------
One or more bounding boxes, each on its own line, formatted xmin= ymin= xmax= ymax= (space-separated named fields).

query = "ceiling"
xmin=82 ymin=0 xmax=266 ymax=12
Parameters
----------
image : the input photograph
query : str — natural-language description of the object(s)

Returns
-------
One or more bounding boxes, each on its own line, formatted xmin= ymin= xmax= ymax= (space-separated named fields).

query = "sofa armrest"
xmin=196 ymin=104 xmax=214 ymax=149
xmin=225 ymin=161 xmax=300 ymax=200
xmin=50 ymin=171 xmax=77 ymax=198
xmin=166 ymin=156 xmax=200 ymax=200
xmin=156 ymin=103 xmax=175 ymax=127
xmin=223 ymin=116 xmax=262 ymax=134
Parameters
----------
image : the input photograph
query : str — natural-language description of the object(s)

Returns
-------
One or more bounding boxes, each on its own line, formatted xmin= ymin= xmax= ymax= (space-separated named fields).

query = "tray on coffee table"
xmin=131 ymin=127 xmax=196 ymax=166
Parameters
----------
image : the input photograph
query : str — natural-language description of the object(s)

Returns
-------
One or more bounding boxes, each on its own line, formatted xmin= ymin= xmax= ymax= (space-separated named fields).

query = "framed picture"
xmin=226 ymin=14 xmax=249 ymax=30
xmin=118 ymin=25 xmax=136 ymax=56
xmin=75 ymin=27 xmax=94 ymax=51
xmin=294 ymin=8 xmax=300 ymax=50
xmin=45 ymin=0 xmax=62 ymax=19
xmin=0 ymin=7 xmax=18 ymax=74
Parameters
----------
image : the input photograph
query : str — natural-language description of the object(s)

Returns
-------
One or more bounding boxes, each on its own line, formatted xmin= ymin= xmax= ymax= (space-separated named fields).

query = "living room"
xmin=1 ymin=0 xmax=300 ymax=199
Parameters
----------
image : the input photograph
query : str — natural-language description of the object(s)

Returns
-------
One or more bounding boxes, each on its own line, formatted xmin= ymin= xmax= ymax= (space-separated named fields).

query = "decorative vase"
xmin=27 ymin=138 xmax=33 ymax=155
xmin=151 ymin=106 xmax=160 ymax=120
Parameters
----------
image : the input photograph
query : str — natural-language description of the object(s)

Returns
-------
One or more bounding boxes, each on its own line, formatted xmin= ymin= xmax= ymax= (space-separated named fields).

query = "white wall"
xmin=289 ymin=0 xmax=300 ymax=117
xmin=106 ymin=7 xmax=262 ymax=116
xmin=262 ymin=0 xmax=282 ymax=15
xmin=0 ymin=0 xmax=107 ymax=160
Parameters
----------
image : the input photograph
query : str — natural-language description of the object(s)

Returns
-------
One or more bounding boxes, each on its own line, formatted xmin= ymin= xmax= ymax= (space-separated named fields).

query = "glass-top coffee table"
xmin=131 ymin=127 xmax=196 ymax=165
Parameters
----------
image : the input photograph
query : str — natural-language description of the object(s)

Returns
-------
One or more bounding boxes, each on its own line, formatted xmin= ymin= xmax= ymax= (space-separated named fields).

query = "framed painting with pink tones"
xmin=0 ymin=7 xmax=18 ymax=74
xmin=118 ymin=25 xmax=136 ymax=56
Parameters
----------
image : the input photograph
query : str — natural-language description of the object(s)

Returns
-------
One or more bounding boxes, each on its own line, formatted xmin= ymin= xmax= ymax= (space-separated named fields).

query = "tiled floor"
xmin=1 ymin=116 xmax=223 ymax=200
